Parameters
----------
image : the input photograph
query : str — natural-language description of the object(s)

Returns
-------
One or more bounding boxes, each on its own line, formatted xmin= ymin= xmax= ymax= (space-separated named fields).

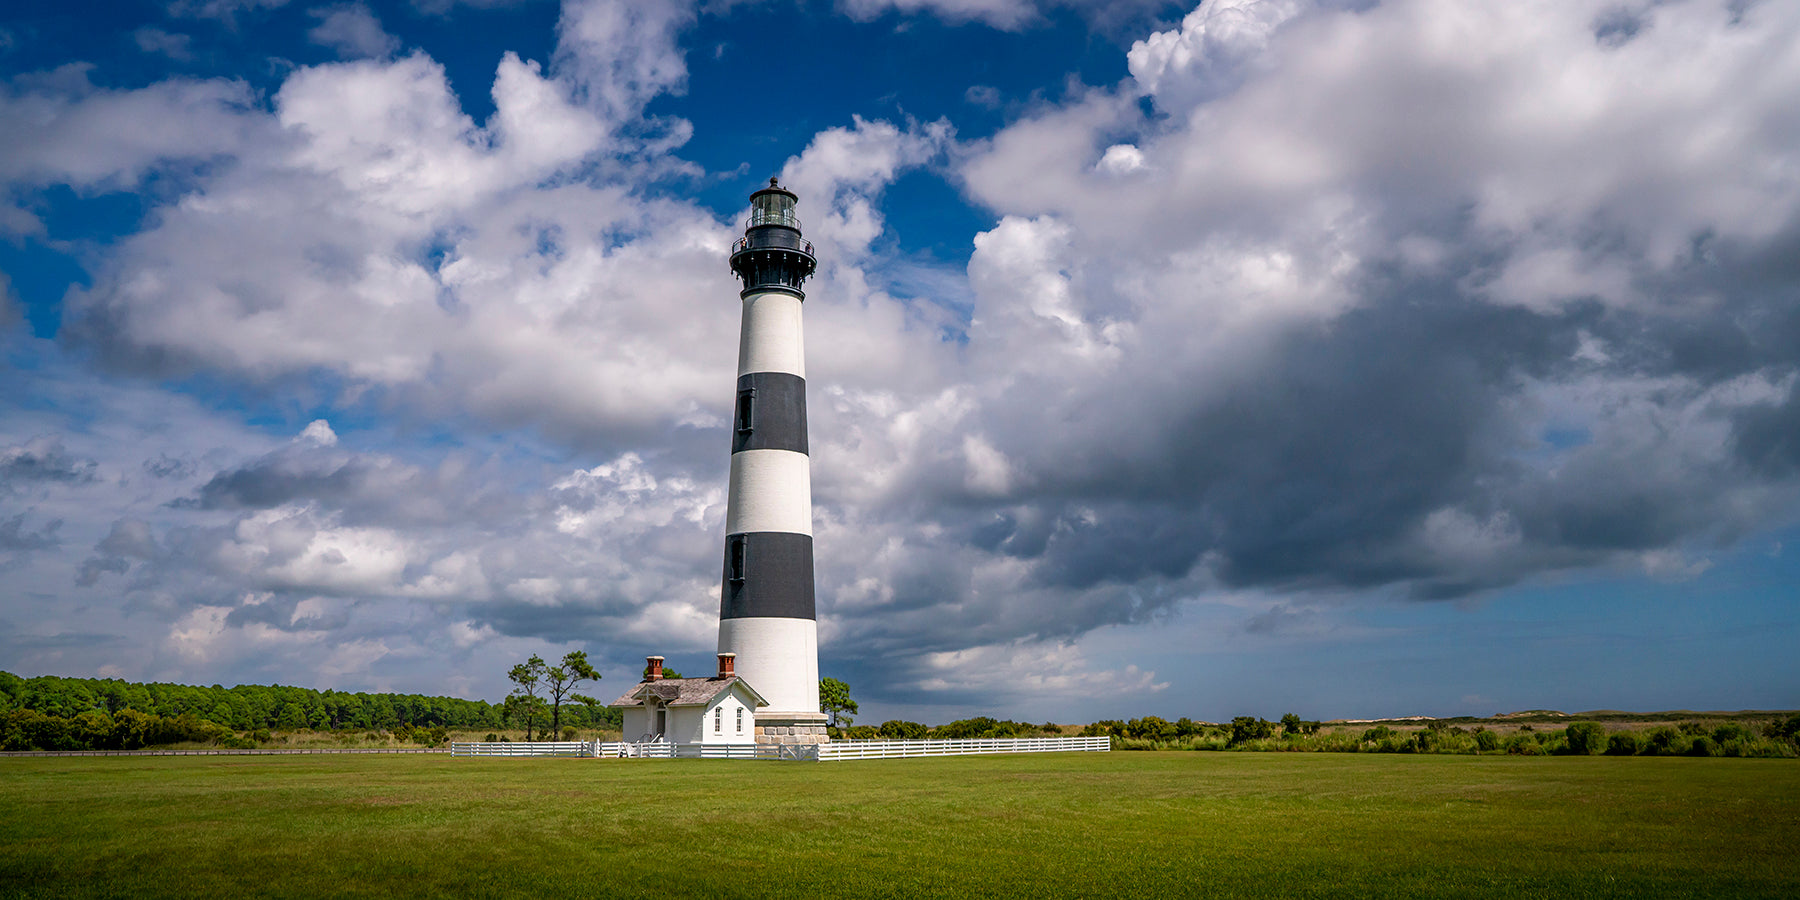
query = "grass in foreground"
xmin=2 ymin=752 xmax=1796 ymax=898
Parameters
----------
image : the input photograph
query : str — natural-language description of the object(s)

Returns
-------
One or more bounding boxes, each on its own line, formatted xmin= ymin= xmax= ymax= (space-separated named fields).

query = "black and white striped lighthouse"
xmin=718 ymin=178 xmax=827 ymax=744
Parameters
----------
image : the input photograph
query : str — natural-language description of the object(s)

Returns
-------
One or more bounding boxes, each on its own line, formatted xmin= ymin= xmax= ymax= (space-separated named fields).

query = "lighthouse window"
xmin=714 ymin=708 xmax=722 ymax=733
xmin=736 ymin=388 xmax=755 ymax=434
xmin=728 ymin=535 xmax=747 ymax=583
xmin=736 ymin=707 xmax=743 ymax=733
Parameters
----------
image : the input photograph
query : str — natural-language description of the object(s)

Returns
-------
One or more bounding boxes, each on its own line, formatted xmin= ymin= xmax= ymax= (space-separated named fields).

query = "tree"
xmin=508 ymin=655 xmax=547 ymax=741
xmin=819 ymin=678 xmax=857 ymax=728
xmin=1230 ymin=716 xmax=1274 ymax=745
xmin=1564 ymin=721 xmax=1606 ymax=755
xmin=543 ymin=651 xmax=601 ymax=740
xmin=500 ymin=693 xmax=543 ymax=739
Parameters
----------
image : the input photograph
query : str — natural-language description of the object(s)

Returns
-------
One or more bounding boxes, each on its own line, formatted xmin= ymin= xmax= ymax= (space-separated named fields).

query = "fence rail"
xmin=451 ymin=741 xmax=599 ymax=757
xmin=449 ymin=735 xmax=1109 ymax=761
xmin=818 ymin=736 xmax=1111 ymax=760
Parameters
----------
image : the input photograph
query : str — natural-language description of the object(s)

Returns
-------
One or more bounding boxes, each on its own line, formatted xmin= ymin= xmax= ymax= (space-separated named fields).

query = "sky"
xmin=2 ymin=0 xmax=1797 ymax=725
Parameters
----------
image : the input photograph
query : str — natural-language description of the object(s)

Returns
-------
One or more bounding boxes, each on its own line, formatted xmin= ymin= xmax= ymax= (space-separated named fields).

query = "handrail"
xmin=731 ymin=237 xmax=814 ymax=256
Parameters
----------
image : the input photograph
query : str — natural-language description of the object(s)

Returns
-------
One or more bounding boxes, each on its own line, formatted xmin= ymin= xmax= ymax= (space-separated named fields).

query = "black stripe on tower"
xmin=720 ymin=532 xmax=816 ymax=620
xmin=732 ymin=372 xmax=808 ymax=455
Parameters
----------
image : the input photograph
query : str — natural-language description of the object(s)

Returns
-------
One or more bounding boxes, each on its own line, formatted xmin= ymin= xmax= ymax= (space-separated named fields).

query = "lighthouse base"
xmin=754 ymin=711 xmax=830 ymax=745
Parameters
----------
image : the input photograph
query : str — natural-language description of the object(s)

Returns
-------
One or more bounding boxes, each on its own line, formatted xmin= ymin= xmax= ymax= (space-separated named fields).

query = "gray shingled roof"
xmin=608 ymin=676 xmax=767 ymax=709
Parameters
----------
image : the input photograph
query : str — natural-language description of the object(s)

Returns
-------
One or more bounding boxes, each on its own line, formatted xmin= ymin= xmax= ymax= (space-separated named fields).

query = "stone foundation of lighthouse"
xmin=719 ymin=179 xmax=828 ymax=744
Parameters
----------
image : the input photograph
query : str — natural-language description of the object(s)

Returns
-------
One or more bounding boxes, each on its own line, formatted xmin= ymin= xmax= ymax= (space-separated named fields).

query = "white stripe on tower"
xmin=725 ymin=449 xmax=812 ymax=536
xmin=715 ymin=617 xmax=819 ymax=715
xmin=738 ymin=291 xmax=805 ymax=378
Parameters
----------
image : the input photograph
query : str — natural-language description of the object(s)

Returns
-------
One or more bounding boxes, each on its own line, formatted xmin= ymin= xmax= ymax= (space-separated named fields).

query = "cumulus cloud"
xmin=943 ymin=0 xmax=1800 ymax=609
xmin=308 ymin=4 xmax=401 ymax=60
xmin=0 ymin=65 xmax=258 ymax=189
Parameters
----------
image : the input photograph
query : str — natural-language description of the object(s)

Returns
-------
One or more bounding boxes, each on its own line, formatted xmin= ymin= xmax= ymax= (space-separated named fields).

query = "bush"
xmin=1564 ymin=722 xmax=1606 ymax=755
xmin=484 ymin=733 xmax=498 ymax=742
xmin=1362 ymin=725 xmax=1394 ymax=744
xmin=1766 ymin=713 xmax=1800 ymax=743
xmin=1686 ymin=736 xmax=1718 ymax=757
xmin=1230 ymin=717 xmax=1275 ymax=746
xmin=1712 ymin=723 xmax=1752 ymax=745
xmin=561 ymin=726 xmax=578 ymax=741
xmin=1504 ymin=733 xmax=1541 ymax=755
xmin=879 ymin=720 xmax=928 ymax=740
xmin=1474 ymin=729 xmax=1500 ymax=752
xmin=1646 ymin=727 xmax=1684 ymax=756
xmin=1606 ymin=732 xmax=1642 ymax=756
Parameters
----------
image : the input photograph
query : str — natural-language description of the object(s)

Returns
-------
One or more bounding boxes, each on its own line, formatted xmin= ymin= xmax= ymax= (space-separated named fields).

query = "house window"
xmin=736 ymin=707 xmax=743 ymax=733
xmin=728 ymin=535 xmax=747 ymax=583
xmin=714 ymin=707 xmax=722 ymax=733
xmin=735 ymin=388 xmax=755 ymax=434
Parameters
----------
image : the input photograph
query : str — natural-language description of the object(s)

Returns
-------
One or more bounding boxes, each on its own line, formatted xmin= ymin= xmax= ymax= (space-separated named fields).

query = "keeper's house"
xmin=612 ymin=653 xmax=766 ymax=744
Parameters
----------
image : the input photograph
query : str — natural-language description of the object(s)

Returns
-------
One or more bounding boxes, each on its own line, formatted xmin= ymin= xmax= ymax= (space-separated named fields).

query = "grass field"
xmin=3 ymin=752 xmax=1796 ymax=898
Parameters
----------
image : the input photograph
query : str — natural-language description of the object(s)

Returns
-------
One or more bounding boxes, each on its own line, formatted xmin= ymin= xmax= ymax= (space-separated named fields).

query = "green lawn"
xmin=2 ymin=752 xmax=1795 ymax=898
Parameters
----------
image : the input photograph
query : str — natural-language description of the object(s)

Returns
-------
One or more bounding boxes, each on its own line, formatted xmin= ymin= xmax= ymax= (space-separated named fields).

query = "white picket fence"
xmin=451 ymin=735 xmax=1109 ymax=761
xmin=451 ymin=741 xmax=600 ymax=757
xmin=818 ymin=735 xmax=1111 ymax=760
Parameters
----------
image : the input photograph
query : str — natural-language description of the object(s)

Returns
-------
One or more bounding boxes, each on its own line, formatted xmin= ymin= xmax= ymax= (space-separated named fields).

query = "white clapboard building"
xmin=612 ymin=654 xmax=767 ymax=745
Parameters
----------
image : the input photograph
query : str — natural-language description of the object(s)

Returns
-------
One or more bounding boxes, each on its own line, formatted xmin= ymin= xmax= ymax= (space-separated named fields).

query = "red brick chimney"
xmin=717 ymin=652 xmax=736 ymax=679
xmin=645 ymin=656 xmax=664 ymax=682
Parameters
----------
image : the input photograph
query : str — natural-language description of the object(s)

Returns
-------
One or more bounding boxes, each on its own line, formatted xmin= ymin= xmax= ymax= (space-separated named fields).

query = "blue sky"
xmin=2 ymin=0 xmax=1797 ymax=724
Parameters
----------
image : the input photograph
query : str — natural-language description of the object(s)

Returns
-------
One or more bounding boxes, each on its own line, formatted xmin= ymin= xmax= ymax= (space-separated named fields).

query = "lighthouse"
xmin=717 ymin=178 xmax=827 ymax=745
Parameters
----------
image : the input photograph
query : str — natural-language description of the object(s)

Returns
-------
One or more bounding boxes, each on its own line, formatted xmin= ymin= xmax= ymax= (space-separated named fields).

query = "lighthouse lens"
xmin=750 ymin=191 xmax=798 ymax=229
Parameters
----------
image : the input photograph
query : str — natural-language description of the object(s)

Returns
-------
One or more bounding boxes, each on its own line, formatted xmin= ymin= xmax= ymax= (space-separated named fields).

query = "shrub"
xmin=1679 ymin=721 xmax=1709 ymax=736
xmin=484 ymin=733 xmax=498 ymax=742
xmin=842 ymin=725 xmax=880 ymax=740
xmin=1504 ymin=733 xmax=1539 ymax=755
xmin=1711 ymin=723 xmax=1751 ymax=745
xmin=1606 ymin=732 xmax=1642 ymax=756
xmin=1564 ymin=722 xmax=1606 ymax=755
xmin=879 ymin=720 xmax=928 ymax=740
xmin=1129 ymin=716 xmax=1180 ymax=741
xmin=1766 ymin=713 xmax=1800 ymax=743
xmin=1646 ymin=727 xmax=1684 ymax=756
xmin=1229 ymin=717 xmax=1274 ymax=746
xmin=1686 ymin=736 xmax=1718 ymax=757
xmin=561 ymin=726 xmax=578 ymax=741
xmin=1361 ymin=725 xmax=1394 ymax=744
xmin=1474 ymin=729 xmax=1500 ymax=752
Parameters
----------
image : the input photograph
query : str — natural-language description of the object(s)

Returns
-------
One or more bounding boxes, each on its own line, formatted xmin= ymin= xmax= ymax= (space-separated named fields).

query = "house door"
xmin=655 ymin=708 xmax=666 ymax=738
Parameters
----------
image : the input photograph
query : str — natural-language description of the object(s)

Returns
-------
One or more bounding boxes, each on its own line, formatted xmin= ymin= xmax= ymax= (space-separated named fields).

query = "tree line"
xmin=0 ymin=669 xmax=618 ymax=751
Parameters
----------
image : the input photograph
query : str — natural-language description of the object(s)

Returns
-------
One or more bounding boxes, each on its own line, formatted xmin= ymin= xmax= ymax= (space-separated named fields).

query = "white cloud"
xmin=0 ymin=66 xmax=258 ymax=188
xmin=134 ymin=28 xmax=195 ymax=62
xmin=308 ymin=4 xmax=401 ymax=60
xmin=1128 ymin=0 xmax=1304 ymax=109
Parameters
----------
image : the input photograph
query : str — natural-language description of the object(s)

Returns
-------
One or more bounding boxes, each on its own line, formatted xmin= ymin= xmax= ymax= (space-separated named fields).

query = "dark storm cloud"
xmin=0 ymin=513 xmax=62 ymax=552
xmin=187 ymin=440 xmax=524 ymax=526
xmin=0 ymin=436 xmax=97 ymax=489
